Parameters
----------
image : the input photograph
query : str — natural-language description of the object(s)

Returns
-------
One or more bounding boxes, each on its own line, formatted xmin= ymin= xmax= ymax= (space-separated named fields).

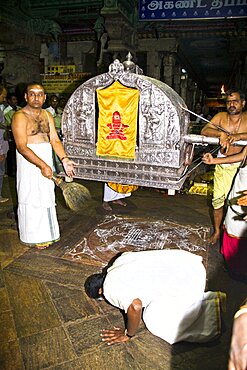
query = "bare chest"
xmin=26 ymin=111 xmax=50 ymax=136
xmin=223 ymin=113 xmax=247 ymax=134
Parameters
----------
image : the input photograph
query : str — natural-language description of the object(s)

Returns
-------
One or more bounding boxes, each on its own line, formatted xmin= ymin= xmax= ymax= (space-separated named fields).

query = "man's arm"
xmin=237 ymin=191 xmax=247 ymax=207
xmin=12 ymin=111 xmax=53 ymax=178
xmin=201 ymin=112 xmax=224 ymax=137
xmin=201 ymin=112 xmax=230 ymax=150
xmin=47 ymin=111 xmax=66 ymax=159
xmin=100 ymin=298 xmax=142 ymax=345
xmin=202 ymin=146 xmax=247 ymax=165
xmin=47 ymin=111 xmax=76 ymax=177
xmin=228 ymin=301 xmax=247 ymax=370
xmin=227 ymin=111 xmax=247 ymax=144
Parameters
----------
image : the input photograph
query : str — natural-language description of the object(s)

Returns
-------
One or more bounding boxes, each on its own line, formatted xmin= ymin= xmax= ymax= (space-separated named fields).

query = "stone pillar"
xmin=162 ymin=53 xmax=174 ymax=88
xmin=40 ymin=43 xmax=49 ymax=73
xmin=187 ymin=78 xmax=196 ymax=108
xmin=147 ymin=51 xmax=160 ymax=80
xmin=173 ymin=65 xmax=181 ymax=95
xmin=180 ymin=74 xmax=188 ymax=102
xmin=0 ymin=45 xmax=6 ymax=83
xmin=59 ymin=37 xmax=67 ymax=65
xmin=236 ymin=56 xmax=247 ymax=92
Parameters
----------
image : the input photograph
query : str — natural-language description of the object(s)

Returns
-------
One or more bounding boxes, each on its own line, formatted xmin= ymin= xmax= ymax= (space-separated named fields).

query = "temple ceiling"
xmin=1 ymin=1 xmax=247 ymax=97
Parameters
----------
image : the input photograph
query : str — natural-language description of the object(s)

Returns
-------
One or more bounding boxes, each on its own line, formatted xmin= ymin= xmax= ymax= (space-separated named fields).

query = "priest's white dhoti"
xmin=224 ymin=166 xmax=247 ymax=238
xmin=16 ymin=142 xmax=60 ymax=245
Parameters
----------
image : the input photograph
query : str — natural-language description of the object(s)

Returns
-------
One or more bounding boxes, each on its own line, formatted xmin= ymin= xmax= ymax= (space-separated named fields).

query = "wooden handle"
xmin=51 ymin=175 xmax=63 ymax=187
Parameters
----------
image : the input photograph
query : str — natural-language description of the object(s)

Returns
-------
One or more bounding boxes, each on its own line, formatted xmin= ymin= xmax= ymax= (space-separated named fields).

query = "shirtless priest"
xmin=201 ymin=88 xmax=247 ymax=245
xmin=12 ymin=83 xmax=75 ymax=249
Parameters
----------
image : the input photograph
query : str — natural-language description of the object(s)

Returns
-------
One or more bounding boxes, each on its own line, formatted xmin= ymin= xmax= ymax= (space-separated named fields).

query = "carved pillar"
xmin=162 ymin=53 xmax=174 ymax=88
xmin=104 ymin=17 xmax=134 ymax=53
xmin=147 ymin=51 xmax=160 ymax=80
xmin=101 ymin=0 xmax=137 ymax=57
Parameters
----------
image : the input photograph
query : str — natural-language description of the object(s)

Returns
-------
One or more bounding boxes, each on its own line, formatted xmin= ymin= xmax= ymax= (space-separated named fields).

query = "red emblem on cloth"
xmin=106 ymin=111 xmax=129 ymax=140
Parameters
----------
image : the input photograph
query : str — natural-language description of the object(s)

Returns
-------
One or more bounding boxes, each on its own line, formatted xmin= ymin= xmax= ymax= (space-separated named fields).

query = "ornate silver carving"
xmin=108 ymin=59 xmax=124 ymax=79
xmin=62 ymin=55 xmax=191 ymax=190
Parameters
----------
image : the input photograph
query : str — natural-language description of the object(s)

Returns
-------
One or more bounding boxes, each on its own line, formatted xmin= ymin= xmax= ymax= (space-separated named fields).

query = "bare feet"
xmin=112 ymin=199 xmax=127 ymax=207
xmin=208 ymin=232 xmax=220 ymax=245
xmin=103 ymin=200 xmax=127 ymax=211
xmin=102 ymin=201 xmax=112 ymax=211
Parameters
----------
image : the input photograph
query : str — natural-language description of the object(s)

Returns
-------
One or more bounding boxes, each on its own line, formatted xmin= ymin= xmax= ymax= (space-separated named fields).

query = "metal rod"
xmin=180 ymin=105 xmax=231 ymax=135
xmin=179 ymin=145 xmax=221 ymax=180
xmin=183 ymin=134 xmax=247 ymax=147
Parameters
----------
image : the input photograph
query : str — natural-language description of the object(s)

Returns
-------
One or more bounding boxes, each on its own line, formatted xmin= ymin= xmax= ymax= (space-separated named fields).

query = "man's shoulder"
xmin=44 ymin=110 xmax=54 ymax=123
xmin=14 ymin=109 xmax=25 ymax=116
xmin=210 ymin=111 xmax=227 ymax=125
xmin=242 ymin=111 xmax=247 ymax=121
xmin=12 ymin=109 xmax=28 ymax=123
xmin=212 ymin=111 xmax=226 ymax=119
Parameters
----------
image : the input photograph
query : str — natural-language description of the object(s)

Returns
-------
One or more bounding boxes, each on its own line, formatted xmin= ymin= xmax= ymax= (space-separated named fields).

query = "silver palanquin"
xmin=62 ymin=55 xmax=197 ymax=191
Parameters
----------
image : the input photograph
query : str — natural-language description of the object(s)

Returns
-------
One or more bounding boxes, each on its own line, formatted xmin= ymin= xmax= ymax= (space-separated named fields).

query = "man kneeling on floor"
xmin=84 ymin=249 xmax=225 ymax=345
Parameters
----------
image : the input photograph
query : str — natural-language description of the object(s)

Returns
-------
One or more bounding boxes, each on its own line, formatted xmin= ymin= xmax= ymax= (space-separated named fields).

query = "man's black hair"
xmin=25 ymin=82 xmax=45 ymax=93
xmin=49 ymin=94 xmax=59 ymax=100
xmin=84 ymin=272 xmax=106 ymax=299
xmin=225 ymin=88 xmax=245 ymax=101
xmin=7 ymin=92 xmax=17 ymax=100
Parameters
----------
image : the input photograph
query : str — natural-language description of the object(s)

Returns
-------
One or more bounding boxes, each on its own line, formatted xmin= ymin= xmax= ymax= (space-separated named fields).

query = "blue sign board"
xmin=139 ymin=0 xmax=247 ymax=20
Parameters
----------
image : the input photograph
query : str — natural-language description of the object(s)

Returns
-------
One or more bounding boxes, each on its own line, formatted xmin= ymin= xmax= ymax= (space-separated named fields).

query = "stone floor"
xmin=0 ymin=176 xmax=246 ymax=370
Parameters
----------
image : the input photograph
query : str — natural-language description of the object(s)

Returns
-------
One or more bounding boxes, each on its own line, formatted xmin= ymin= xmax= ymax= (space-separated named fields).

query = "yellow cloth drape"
xmin=108 ymin=182 xmax=138 ymax=194
xmin=96 ymin=81 xmax=139 ymax=159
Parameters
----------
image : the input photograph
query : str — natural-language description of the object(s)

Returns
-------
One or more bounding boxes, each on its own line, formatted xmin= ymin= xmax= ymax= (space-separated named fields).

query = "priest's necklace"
xmin=228 ymin=114 xmax=242 ymax=134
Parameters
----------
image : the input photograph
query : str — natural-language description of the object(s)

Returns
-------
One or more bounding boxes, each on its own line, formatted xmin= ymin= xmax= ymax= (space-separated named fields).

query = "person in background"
xmin=193 ymin=101 xmax=204 ymax=124
xmin=102 ymin=182 xmax=133 ymax=211
xmin=228 ymin=298 xmax=247 ymax=370
xmin=0 ymin=85 xmax=9 ymax=203
xmin=46 ymin=94 xmax=63 ymax=139
xmin=201 ymin=88 xmax=247 ymax=245
xmin=190 ymin=101 xmax=211 ymax=134
xmin=46 ymin=94 xmax=64 ymax=174
xmin=0 ymin=90 xmax=8 ymax=112
xmin=202 ymin=104 xmax=212 ymax=121
xmin=4 ymin=93 xmax=21 ymax=176
xmin=4 ymin=93 xmax=21 ymax=118
xmin=11 ymin=83 xmax=75 ymax=249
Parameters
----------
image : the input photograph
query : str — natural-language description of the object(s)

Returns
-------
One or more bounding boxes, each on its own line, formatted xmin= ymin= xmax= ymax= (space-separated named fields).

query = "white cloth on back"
xmin=103 ymin=249 xmax=223 ymax=344
xmin=224 ymin=166 xmax=247 ymax=238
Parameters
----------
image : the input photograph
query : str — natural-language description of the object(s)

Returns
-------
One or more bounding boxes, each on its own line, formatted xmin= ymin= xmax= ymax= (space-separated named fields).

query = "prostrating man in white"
xmin=85 ymin=249 xmax=225 ymax=345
